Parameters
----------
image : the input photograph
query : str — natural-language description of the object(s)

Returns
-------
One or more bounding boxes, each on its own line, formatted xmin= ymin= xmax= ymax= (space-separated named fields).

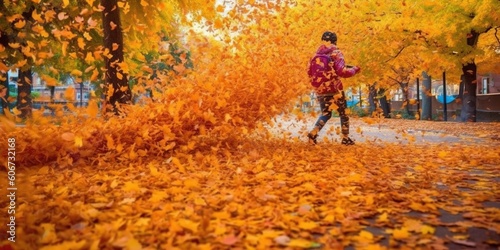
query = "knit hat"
xmin=321 ymin=31 xmax=337 ymax=44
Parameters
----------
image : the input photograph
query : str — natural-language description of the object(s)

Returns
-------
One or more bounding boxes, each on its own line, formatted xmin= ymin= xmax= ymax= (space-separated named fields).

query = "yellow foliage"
xmin=64 ymin=86 xmax=75 ymax=101
xmin=0 ymin=1 xmax=499 ymax=250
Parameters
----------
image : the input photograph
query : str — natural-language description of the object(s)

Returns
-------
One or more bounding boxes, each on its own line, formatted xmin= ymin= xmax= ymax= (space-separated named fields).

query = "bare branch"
xmin=385 ymin=45 xmax=407 ymax=63
xmin=495 ymin=27 xmax=500 ymax=47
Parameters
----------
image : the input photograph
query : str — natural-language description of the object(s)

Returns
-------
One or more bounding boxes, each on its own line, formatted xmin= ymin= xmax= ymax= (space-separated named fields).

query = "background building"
xmin=6 ymin=70 xmax=93 ymax=111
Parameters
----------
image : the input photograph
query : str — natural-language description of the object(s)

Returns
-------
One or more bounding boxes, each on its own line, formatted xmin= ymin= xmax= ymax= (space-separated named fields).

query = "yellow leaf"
xmin=112 ymin=43 xmax=119 ymax=51
xmin=32 ymin=10 xmax=44 ymax=23
xmin=438 ymin=151 xmax=448 ymax=158
xmin=0 ymin=62 xmax=7 ymax=72
xmin=105 ymin=134 xmax=115 ymax=149
xmin=86 ymin=0 xmax=95 ymax=6
xmin=87 ymin=100 xmax=98 ymax=118
xmin=123 ymin=181 xmax=141 ymax=192
xmin=64 ymin=86 xmax=75 ymax=101
xmin=40 ymin=223 xmax=58 ymax=244
xmin=171 ymin=157 xmax=185 ymax=172
xmin=194 ymin=197 xmax=207 ymax=206
xmin=129 ymin=146 xmax=138 ymax=160
xmin=125 ymin=236 xmax=142 ymax=250
xmin=392 ymin=227 xmax=409 ymax=240
xmin=61 ymin=41 xmax=68 ymax=56
xmin=116 ymin=143 xmax=124 ymax=153
xmin=363 ymin=244 xmax=387 ymax=250
xmin=288 ymin=239 xmax=315 ymax=248
xmin=136 ymin=53 xmax=146 ymax=62
xmin=214 ymin=18 xmax=223 ymax=29
xmin=74 ymin=136 xmax=83 ymax=147
xmin=134 ymin=218 xmax=150 ymax=228
xmin=85 ymin=52 xmax=95 ymax=64
xmin=45 ymin=10 xmax=56 ymax=22
xmin=380 ymin=166 xmax=391 ymax=174
xmin=323 ymin=214 xmax=335 ymax=224
xmin=63 ymin=0 xmax=69 ymax=8
xmin=178 ymin=219 xmax=199 ymax=233
xmin=39 ymin=241 xmax=86 ymax=250
xmin=298 ymin=221 xmax=317 ymax=230
xmin=110 ymin=179 xmax=119 ymax=189
xmin=85 ymin=65 xmax=95 ymax=73
xmin=37 ymin=166 xmax=50 ymax=175
xmin=365 ymin=195 xmax=374 ymax=205
xmin=358 ymin=230 xmax=374 ymax=241
xmin=421 ymin=225 xmax=435 ymax=234
xmin=84 ymin=32 xmax=92 ymax=41
xmin=184 ymin=179 xmax=200 ymax=189
xmin=149 ymin=190 xmax=167 ymax=203
xmin=149 ymin=164 xmax=159 ymax=176
xmin=14 ymin=19 xmax=26 ymax=29
xmin=377 ymin=212 xmax=388 ymax=223
xmin=117 ymin=72 xmax=123 ymax=80
xmin=216 ymin=5 xmax=225 ymax=12
xmin=71 ymin=69 xmax=83 ymax=77
xmin=452 ymin=234 xmax=469 ymax=240
xmin=90 ymin=69 xmax=99 ymax=81
xmin=414 ymin=165 xmax=425 ymax=171
xmin=16 ymin=59 xmax=27 ymax=68
xmin=197 ymin=244 xmax=212 ymax=250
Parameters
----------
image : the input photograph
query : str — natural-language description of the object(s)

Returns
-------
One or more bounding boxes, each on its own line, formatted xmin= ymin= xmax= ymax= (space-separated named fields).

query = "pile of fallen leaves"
xmin=0 ymin=17 xmax=311 ymax=167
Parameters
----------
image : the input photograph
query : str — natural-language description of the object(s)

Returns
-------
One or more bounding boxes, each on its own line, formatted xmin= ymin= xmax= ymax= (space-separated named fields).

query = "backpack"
xmin=307 ymin=54 xmax=333 ymax=88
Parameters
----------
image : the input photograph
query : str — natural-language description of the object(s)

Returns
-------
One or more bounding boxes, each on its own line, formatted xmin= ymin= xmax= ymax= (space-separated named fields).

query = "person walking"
xmin=307 ymin=31 xmax=361 ymax=145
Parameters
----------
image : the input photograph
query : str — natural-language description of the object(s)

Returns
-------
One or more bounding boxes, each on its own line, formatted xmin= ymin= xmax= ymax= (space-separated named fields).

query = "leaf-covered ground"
xmin=1 ymin=116 xmax=499 ymax=250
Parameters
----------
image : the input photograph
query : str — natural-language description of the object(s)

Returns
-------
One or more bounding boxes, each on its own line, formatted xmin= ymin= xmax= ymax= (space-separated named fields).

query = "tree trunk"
xmin=400 ymin=82 xmax=410 ymax=116
xmin=17 ymin=68 xmax=32 ymax=119
xmin=460 ymin=63 xmax=477 ymax=122
xmin=421 ymin=72 xmax=432 ymax=120
xmin=49 ymin=86 xmax=55 ymax=102
xmin=368 ymin=83 xmax=377 ymax=114
xmin=102 ymin=0 xmax=131 ymax=114
xmin=460 ymin=30 xmax=479 ymax=122
xmin=1 ymin=71 xmax=8 ymax=115
xmin=1 ymin=71 xmax=8 ymax=99
xmin=378 ymin=88 xmax=390 ymax=118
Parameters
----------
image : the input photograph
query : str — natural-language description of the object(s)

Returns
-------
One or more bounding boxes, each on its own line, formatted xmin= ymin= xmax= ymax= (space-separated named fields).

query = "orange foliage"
xmin=1 ymin=0 xmax=500 ymax=249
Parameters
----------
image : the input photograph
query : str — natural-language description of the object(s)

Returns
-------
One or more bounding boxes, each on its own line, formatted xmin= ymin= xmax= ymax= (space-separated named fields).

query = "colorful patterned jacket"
xmin=311 ymin=44 xmax=359 ymax=95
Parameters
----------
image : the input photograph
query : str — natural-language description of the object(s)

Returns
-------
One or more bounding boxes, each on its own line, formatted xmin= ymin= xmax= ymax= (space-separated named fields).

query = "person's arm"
xmin=332 ymin=50 xmax=360 ymax=78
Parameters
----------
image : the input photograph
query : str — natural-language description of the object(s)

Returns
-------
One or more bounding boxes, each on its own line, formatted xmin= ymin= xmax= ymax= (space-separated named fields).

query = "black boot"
xmin=341 ymin=137 xmax=355 ymax=146
xmin=307 ymin=133 xmax=318 ymax=145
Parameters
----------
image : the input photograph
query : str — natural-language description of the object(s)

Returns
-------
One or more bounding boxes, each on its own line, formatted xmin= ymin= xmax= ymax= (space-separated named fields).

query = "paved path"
xmin=266 ymin=114 xmax=491 ymax=145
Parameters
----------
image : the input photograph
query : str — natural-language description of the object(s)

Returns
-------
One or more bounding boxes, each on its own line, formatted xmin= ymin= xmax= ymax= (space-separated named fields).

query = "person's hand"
xmin=353 ymin=66 xmax=361 ymax=73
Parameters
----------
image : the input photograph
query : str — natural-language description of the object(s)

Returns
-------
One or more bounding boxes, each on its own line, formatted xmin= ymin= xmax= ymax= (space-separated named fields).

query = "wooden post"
xmin=443 ymin=71 xmax=447 ymax=121
xmin=416 ymin=77 xmax=420 ymax=120
xmin=359 ymin=86 xmax=362 ymax=107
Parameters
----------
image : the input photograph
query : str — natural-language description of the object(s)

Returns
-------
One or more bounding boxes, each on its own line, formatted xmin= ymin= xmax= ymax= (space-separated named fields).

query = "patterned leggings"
xmin=314 ymin=92 xmax=349 ymax=136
